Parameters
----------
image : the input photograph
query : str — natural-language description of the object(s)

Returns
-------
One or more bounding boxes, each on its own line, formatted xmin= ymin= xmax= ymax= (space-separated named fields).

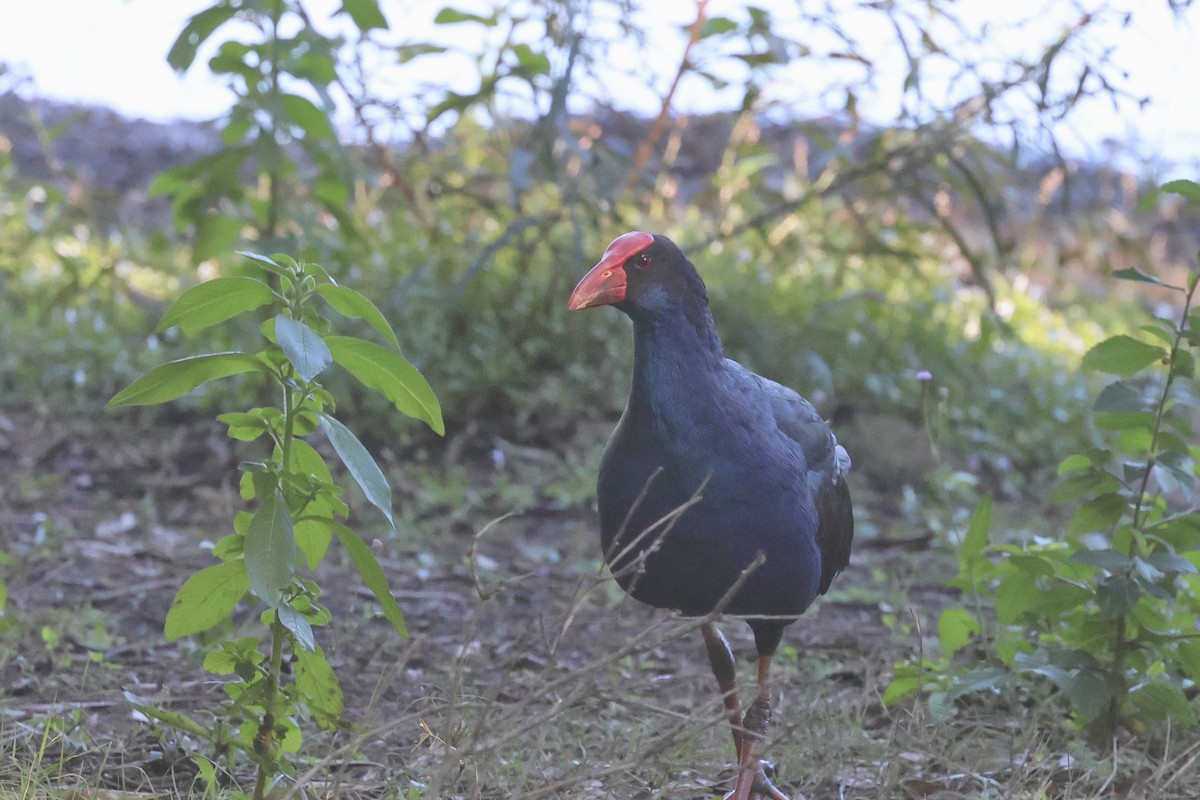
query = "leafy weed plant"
xmin=889 ymin=180 xmax=1200 ymax=747
xmin=109 ymin=252 xmax=442 ymax=797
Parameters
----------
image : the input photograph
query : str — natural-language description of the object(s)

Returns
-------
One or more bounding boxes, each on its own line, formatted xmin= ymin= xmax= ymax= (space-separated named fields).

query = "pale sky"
xmin=0 ymin=0 xmax=1197 ymax=175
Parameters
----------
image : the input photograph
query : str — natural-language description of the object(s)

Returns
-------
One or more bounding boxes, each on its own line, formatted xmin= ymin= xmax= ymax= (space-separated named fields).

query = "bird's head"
xmin=568 ymin=232 xmax=710 ymax=317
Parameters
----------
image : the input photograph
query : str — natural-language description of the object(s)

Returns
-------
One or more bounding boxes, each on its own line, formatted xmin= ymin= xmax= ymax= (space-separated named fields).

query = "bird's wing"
xmin=734 ymin=362 xmax=854 ymax=595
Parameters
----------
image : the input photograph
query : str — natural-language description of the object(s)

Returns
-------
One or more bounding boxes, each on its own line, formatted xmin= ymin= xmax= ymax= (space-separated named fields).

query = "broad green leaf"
xmin=326 ymin=520 xmax=406 ymax=636
xmin=1081 ymin=335 xmax=1165 ymax=376
xmin=167 ymin=3 xmax=238 ymax=71
xmin=1093 ymin=381 xmax=1147 ymax=413
xmin=108 ymin=353 xmax=264 ymax=408
xmin=1162 ymin=179 xmax=1200 ymax=204
xmin=278 ymin=605 xmax=315 ymax=652
xmin=326 ymin=336 xmax=444 ymax=434
xmin=1037 ymin=582 xmax=1090 ymax=614
xmin=295 ymin=645 xmax=345 ymax=729
xmin=1068 ymin=493 xmax=1127 ymax=535
xmin=280 ymin=93 xmax=335 ymax=141
xmin=319 ymin=414 xmax=394 ymax=526
xmin=276 ymin=315 xmax=332 ymax=382
xmin=164 ymin=561 xmax=249 ymax=640
xmin=1146 ymin=551 xmax=1199 ymax=575
xmin=881 ymin=662 xmax=924 ymax=706
xmin=316 ymin=284 xmax=399 ymax=349
xmin=340 ymin=0 xmax=388 ymax=30
xmin=194 ymin=214 xmax=245 ymax=262
xmin=1096 ymin=573 xmax=1139 ymax=619
xmin=157 ymin=276 xmax=275 ymax=336
xmin=244 ymin=492 xmax=296 ymax=608
xmin=1178 ymin=641 xmax=1200 ymax=682
xmin=959 ymin=494 xmax=992 ymax=570
xmin=937 ymin=608 xmax=979 ymax=657
xmin=294 ymin=516 xmax=334 ymax=570
xmin=995 ymin=570 xmax=1037 ymax=624
xmin=510 ymin=43 xmax=550 ymax=76
xmin=1070 ymin=548 xmax=1132 ymax=570
xmin=1064 ymin=670 xmax=1112 ymax=721
xmin=1130 ymin=680 xmax=1194 ymax=722
xmin=1057 ymin=454 xmax=1093 ymax=475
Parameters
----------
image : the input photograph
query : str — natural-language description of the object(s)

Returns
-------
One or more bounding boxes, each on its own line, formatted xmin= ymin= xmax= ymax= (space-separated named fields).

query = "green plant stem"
xmin=1128 ymin=279 xmax=1198 ymax=532
xmin=1107 ymin=276 xmax=1197 ymax=743
xmin=253 ymin=615 xmax=289 ymax=800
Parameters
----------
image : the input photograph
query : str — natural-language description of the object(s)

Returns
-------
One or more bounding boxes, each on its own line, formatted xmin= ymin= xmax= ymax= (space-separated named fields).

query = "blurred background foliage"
xmin=0 ymin=0 xmax=1195 ymax=503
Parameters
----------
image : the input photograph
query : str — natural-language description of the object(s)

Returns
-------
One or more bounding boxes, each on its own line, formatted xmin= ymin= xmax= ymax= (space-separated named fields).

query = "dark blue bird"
xmin=569 ymin=232 xmax=853 ymax=800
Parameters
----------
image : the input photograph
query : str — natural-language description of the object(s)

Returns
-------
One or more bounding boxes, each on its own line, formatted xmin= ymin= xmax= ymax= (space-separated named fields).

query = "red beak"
xmin=568 ymin=231 xmax=654 ymax=310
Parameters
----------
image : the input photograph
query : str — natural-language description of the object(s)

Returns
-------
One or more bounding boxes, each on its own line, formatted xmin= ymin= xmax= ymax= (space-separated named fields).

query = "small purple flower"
xmin=916 ymin=370 xmax=933 ymax=382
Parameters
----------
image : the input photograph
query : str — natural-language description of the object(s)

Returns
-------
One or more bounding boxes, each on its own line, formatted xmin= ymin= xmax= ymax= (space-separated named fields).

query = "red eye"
xmin=634 ymin=253 xmax=652 ymax=270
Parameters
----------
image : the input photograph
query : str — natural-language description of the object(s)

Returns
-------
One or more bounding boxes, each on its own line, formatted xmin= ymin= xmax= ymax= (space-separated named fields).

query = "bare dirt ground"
xmin=0 ymin=408 xmax=1194 ymax=798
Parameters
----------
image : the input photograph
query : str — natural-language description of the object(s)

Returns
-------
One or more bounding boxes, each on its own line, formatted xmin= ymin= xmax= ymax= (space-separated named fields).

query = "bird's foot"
xmin=721 ymin=759 xmax=792 ymax=800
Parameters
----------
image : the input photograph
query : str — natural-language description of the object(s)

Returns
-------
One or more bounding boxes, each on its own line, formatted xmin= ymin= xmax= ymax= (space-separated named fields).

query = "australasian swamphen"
xmin=568 ymin=232 xmax=854 ymax=800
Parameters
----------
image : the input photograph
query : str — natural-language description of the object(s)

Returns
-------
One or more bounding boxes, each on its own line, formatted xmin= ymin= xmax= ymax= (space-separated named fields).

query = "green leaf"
xmin=167 ymin=3 xmax=238 ymax=72
xmin=1081 ymin=335 xmax=1166 ymax=376
xmin=1146 ymin=551 xmax=1199 ymax=575
xmin=881 ymin=662 xmax=924 ymax=706
xmin=157 ymin=277 xmax=275 ymax=336
xmin=995 ymin=570 xmax=1038 ymax=624
xmin=1130 ymin=680 xmax=1194 ymax=722
xmin=278 ymin=605 xmax=315 ymax=652
xmin=1096 ymin=573 xmax=1139 ymax=619
xmin=164 ymin=561 xmax=249 ymax=640
xmin=700 ymin=16 xmax=739 ymax=38
xmin=319 ymin=414 xmax=394 ymax=526
xmin=434 ymin=6 xmax=492 ymax=24
xmin=280 ymin=93 xmax=335 ymax=141
xmin=276 ymin=315 xmax=332 ymax=382
xmin=295 ymin=645 xmax=345 ymax=729
xmin=327 ymin=520 xmax=407 ymax=636
xmin=510 ymin=43 xmax=550 ymax=76
xmin=124 ymin=692 xmax=212 ymax=737
xmin=1162 ymin=179 xmax=1200 ymax=204
xmin=1057 ymin=454 xmax=1093 ymax=475
xmin=340 ymin=0 xmax=388 ymax=30
xmin=1093 ymin=381 xmax=1147 ymax=413
xmin=1112 ymin=267 xmax=1180 ymax=289
xmin=1065 ymin=670 xmax=1112 ymax=721
xmin=326 ymin=336 xmax=444 ymax=435
xmin=244 ymin=492 xmax=296 ymax=608
xmin=294 ymin=516 xmax=334 ymax=571
xmin=1068 ymin=493 xmax=1127 ymax=535
xmin=194 ymin=214 xmax=245 ymax=262
xmin=315 ymin=284 xmax=400 ymax=349
xmin=937 ymin=608 xmax=979 ymax=657
xmin=959 ymin=494 xmax=992 ymax=570
xmin=1071 ymin=548 xmax=1132 ymax=570
xmin=108 ymin=353 xmax=264 ymax=408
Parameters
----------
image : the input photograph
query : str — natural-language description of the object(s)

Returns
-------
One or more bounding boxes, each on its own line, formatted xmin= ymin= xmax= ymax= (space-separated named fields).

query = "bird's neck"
xmin=629 ymin=304 xmax=724 ymax=410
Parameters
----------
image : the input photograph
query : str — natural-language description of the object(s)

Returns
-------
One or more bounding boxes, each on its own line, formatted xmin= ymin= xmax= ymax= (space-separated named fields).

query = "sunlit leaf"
xmin=108 ymin=353 xmax=264 ymax=408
